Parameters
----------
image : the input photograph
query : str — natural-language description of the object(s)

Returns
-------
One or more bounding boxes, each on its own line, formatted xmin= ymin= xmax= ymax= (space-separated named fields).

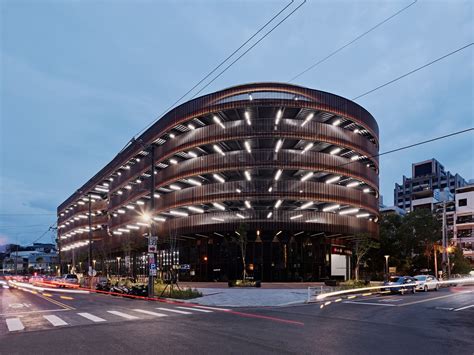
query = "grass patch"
xmin=154 ymin=283 xmax=202 ymax=299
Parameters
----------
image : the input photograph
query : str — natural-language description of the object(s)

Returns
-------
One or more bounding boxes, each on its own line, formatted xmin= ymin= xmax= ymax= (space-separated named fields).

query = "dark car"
xmin=383 ymin=276 xmax=417 ymax=294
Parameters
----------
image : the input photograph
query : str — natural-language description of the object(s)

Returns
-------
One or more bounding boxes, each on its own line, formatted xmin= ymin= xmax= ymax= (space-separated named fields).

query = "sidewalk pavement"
xmin=178 ymin=282 xmax=325 ymax=307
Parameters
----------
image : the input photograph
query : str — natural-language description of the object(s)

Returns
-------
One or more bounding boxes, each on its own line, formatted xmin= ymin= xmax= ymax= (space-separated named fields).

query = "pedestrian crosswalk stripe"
xmin=177 ymin=306 xmax=213 ymax=313
xmin=156 ymin=307 xmax=191 ymax=315
xmin=6 ymin=318 xmax=24 ymax=332
xmin=194 ymin=305 xmax=230 ymax=312
xmin=107 ymin=311 xmax=139 ymax=320
xmin=132 ymin=309 xmax=168 ymax=317
xmin=77 ymin=313 xmax=106 ymax=322
xmin=43 ymin=315 xmax=68 ymax=327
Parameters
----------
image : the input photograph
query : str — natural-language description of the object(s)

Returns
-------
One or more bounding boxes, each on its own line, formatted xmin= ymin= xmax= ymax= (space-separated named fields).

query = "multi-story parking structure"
xmin=57 ymin=83 xmax=379 ymax=281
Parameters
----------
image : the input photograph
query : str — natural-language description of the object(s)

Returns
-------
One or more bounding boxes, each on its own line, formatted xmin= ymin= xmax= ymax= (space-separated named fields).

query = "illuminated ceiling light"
xmin=356 ymin=213 xmax=370 ymax=218
xmin=136 ymin=158 xmax=140 ymax=163
xmin=268 ymin=186 xmax=273 ymax=192
xmin=125 ymin=165 xmax=131 ymax=170
xmin=322 ymin=204 xmax=340 ymax=212
xmin=136 ymin=222 xmax=149 ymax=227
xmin=169 ymin=133 xmax=175 ymax=139
xmin=126 ymin=225 xmax=140 ymax=230
xmin=154 ymin=193 xmax=160 ymax=198
xmin=188 ymin=206 xmax=204 ymax=213
xmin=245 ymin=200 xmax=251 ymax=209
xmin=213 ymin=202 xmax=225 ymax=211
xmin=325 ymin=176 xmax=341 ymax=184
xmin=78 ymin=201 xmax=85 ymax=205
xmin=170 ymin=184 xmax=181 ymax=190
xmin=109 ymin=177 xmax=114 ymax=182
xmin=212 ymin=217 xmax=224 ymax=222
xmin=354 ymin=129 xmax=360 ymax=133
xmin=236 ymin=213 xmax=246 ymax=219
xmin=113 ymin=231 xmax=123 ymax=235
xmin=301 ymin=143 xmax=314 ymax=154
xmin=332 ymin=119 xmax=341 ymax=126
xmin=267 ymin=212 xmax=273 ymax=219
xmin=153 ymin=216 xmax=166 ymax=222
xmin=136 ymin=179 xmax=142 ymax=183
xmin=244 ymin=170 xmax=251 ymax=181
xmin=339 ymin=208 xmax=359 ymax=215
xmin=248 ymin=93 xmax=253 ymax=101
xmin=118 ymin=209 xmax=126 ymax=214
xmin=351 ymin=155 xmax=360 ymax=161
xmin=301 ymin=172 xmax=313 ymax=181
xmin=330 ymin=147 xmax=341 ymax=155
xmin=188 ymin=178 xmax=202 ymax=186
xmin=346 ymin=181 xmax=360 ymax=188
xmin=117 ymin=228 xmax=130 ymax=233
xmin=274 ymin=200 xmax=283 ymax=209
xmin=213 ymin=144 xmax=225 ymax=156
xmin=274 ymin=169 xmax=283 ymax=181
xmin=125 ymin=185 xmax=132 ymax=190
xmin=301 ymin=113 xmax=314 ymax=127
xmin=117 ymin=172 xmax=122 ymax=176
xmin=102 ymin=182 xmax=109 ymax=187
xmin=126 ymin=205 xmax=135 ymax=210
xmin=213 ymin=115 xmax=225 ymax=129
xmin=170 ymin=159 xmax=178 ymax=165
xmin=188 ymin=151 xmax=197 ymax=158
xmin=363 ymin=188 xmax=371 ymax=193
xmin=275 ymin=139 xmax=283 ymax=153
xmin=95 ymin=187 xmax=109 ymax=192
xmin=290 ymin=214 xmax=303 ymax=220
xmin=188 ymin=123 xmax=195 ymax=130
xmin=213 ymin=174 xmax=225 ymax=183
xmin=236 ymin=188 xmax=242 ymax=193
xmin=244 ymin=141 xmax=251 ymax=153
xmin=366 ymin=164 xmax=370 ymax=167
xmin=136 ymin=200 xmax=145 ymax=206
xmin=244 ymin=111 xmax=251 ymax=126
xmin=90 ymin=194 xmax=101 ymax=199
xmin=275 ymin=109 xmax=283 ymax=125
xmin=300 ymin=201 xmax=313 ymax=209
xmin=170 ymin=210 xmax=188 ymax=217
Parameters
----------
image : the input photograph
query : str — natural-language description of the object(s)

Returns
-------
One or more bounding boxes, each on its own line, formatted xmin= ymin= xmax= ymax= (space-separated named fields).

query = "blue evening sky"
xmin=1 ymin=0 xmax=473 ymax=246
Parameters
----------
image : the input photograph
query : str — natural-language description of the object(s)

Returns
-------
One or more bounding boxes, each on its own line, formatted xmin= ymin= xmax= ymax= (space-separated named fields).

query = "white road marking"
xmin=43 ymin=315 xmax=68 ymax=327
xmin=132 ymin=309 xmax=168 ymax=317
xmin=343 ymin=301 xmax=396 ymax=307
xmin=77 ymin=313 xmax=106 ymax=322
xmin=399 ymin=291 xmax=473 ymax=307
xmin=156 ymin=307 xmax=191 ymax=315
xmin=194 ymin=305 xmax=231 ymax=312
xmin=107 ymin=311 xmax=139 ymax=320
xmin=435 ymin=307 xmax=454 ymax=311
xmin=6 ymin=318 xmax=25 ymax=332
xmin=453 ymin=304 xmax=474 ymax=312
xmin=176 ymin=306 xmax=213 ymax=313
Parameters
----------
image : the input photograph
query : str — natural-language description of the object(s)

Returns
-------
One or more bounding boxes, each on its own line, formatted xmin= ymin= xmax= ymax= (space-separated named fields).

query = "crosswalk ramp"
xmin=1 ymin=305 xmax=223 ymax=334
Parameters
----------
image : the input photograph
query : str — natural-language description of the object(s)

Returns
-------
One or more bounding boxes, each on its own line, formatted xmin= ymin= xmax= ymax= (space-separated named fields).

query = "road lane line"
xmin=453 ymin=304 xmax=474 ymax=312
xmin=42 ymin=293 xmax=53 ymax=297
xmin=43 ymin=315 xmax=68 ymax=327
xmin=60 ymin=296 xmax=74 ymax=300
xmin=194 ymin=305 xmax=231 ymax=312
xmin=156 ymin=307 xmax=191 ymax=315
xmin=132 ymin=309 xmax=168 ymax=317
xmin=176 ymin=306 xmax=213 ymax=313
xmin=0 ymin=309 xmax=68 ymax=316
xmin=343 ymin=301 xmax=396 ymax=307
xmin=77 ymin=313 xmax=106 ymax=322
xmin=399 ymin=291 xmax=473 ymax=307
xmin=107 ymin=311 xmax=139 ymax=320
xmin=6 ymin=318 xmax=24 ymax=332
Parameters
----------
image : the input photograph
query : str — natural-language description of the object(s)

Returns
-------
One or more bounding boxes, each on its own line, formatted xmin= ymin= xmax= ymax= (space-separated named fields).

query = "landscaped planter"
xmin=228 ymin=280 xmax=261 ymax=288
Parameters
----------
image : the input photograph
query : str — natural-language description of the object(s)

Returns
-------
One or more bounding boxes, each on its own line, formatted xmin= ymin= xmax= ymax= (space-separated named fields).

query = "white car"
xmin=414 ymin=275 xmax=439 ymax=292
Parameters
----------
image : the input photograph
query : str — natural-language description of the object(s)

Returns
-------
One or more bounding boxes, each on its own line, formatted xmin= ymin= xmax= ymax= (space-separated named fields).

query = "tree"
xmin=231 ymin=223 xmax=248 ymax=281
xmin=451 ymin=247 xmax=472 ymax=274
xmin=353 ymin=233 xmax=380 ymax=281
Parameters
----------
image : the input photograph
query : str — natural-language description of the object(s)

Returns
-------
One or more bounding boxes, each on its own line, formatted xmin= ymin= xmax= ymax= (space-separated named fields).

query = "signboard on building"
xmin=389 ymin=267 xmax=397 ymax=273
xmin=331 ymin=246 xmax=353 ymax=256
xmin=148 ymin=236 xmax=158 ymax=253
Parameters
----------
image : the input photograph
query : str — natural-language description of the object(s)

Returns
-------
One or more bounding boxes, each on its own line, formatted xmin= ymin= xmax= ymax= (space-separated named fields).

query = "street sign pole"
xmin=148 ymin=144 xmax=156 ymax=297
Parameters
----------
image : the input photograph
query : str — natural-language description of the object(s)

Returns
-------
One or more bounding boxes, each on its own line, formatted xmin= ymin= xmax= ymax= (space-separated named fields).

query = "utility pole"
xmin=441 ymin=201 xmax=448 ymax=278
xmin=148 ymin=144 xmax=156 ymax=297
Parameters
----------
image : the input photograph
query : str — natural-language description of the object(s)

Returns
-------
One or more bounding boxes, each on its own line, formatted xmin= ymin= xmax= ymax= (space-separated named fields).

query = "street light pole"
xmin=441 ymin=201 xmax=448 ymax=277
xmin=149 ymin=144 xmax=156 ymax=298
xmin=88 ymin=194 xmax=93 ymax=277
xmin=384 ymin=255 xmax=390 ymax=278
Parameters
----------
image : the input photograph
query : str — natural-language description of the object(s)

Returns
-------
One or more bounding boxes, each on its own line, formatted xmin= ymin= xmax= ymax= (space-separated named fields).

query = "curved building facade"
xmin=57 ymin=83 xmax=379 ymax=281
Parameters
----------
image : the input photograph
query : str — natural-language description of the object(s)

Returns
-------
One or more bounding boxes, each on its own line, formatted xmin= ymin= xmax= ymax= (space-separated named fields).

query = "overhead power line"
xmin=124 ymin=0 xmax=299 ymax=148
xmin=190 ymin=1 xmax=307 ymax=99
xmin=288 ymin=0 xmax=418 ymax=82
xmin=352 ymin=42 xmax=474 ymax=101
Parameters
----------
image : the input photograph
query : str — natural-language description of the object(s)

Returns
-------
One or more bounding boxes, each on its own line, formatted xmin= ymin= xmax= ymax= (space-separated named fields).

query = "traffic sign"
xmin=148 ymin=236 xmax=158 ymax=253
xmin=150 ymin=263 xmax=157 ymax=276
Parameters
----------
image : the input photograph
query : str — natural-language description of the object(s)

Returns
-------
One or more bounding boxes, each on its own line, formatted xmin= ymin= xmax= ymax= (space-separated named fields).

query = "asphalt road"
xmin=0 ymin=284 xmax=473 ymax=355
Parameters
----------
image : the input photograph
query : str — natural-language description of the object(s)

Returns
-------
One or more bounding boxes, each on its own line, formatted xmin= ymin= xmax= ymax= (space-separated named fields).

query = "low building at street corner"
xmin=57 ymin=83 xmax=380 ymax=282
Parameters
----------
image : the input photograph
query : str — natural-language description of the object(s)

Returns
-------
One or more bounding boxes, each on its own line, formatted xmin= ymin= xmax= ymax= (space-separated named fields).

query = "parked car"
xmin=58 ymin=274 xmax=79 ymax=287
xmin=414 ymin=275 xmax=439 ymax=292
xmin=383 ymin=276 xmax=417 ymax=294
